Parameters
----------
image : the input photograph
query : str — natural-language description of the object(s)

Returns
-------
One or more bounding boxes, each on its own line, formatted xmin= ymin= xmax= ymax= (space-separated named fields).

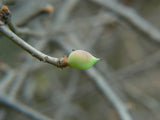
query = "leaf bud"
xmin=68 ymin=50 xmax=100 ymax=70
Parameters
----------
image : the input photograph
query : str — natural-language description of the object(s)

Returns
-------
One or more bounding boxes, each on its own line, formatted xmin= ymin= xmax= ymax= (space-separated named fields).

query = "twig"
xmin=12 ymin=0 xmax=53 ymax=26
xmin=0 ymin=25 xmax=68 ymax=68
xmin=92 ymin=0 xmax=160 ymax=43
xmin=0 ymin=93 xmax=53 ymax=120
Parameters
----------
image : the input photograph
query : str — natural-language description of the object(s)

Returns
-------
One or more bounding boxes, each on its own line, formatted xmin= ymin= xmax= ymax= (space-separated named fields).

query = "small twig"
xmin=0 ymin=94 xmax=53 ymax=120
xmin=0 ymin=25 xmax=68 ymax=68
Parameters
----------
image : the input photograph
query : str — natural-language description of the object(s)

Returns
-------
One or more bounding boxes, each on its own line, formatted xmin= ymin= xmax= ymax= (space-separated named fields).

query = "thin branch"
xmin=92 ymin=0 xmax=160 ymax=43
xmin=0 ymin=25 xmax=68 ymax=68
xmin=0 ymin=93 xmax=53 ymax=120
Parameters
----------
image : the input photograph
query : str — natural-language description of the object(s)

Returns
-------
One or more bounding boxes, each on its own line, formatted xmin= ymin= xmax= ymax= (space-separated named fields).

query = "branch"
xmin=0 ymin=93 xmax=53 ymax=120
xmin=0 ymin=24 xmax=68 ymax=68
xmin=92 ymin=0 xmax=160 ymax=43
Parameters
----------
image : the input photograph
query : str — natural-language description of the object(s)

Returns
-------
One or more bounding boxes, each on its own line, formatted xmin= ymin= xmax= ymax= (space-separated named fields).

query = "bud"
xmin=68 ymin=50 xmax=100 ymax=70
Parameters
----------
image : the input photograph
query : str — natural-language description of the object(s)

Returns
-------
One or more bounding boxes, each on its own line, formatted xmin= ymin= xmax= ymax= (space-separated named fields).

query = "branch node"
xmin=43 ymin=56 xmax=48 ymax=62
xmin=57 ymin=56 xmax=69 ymax=68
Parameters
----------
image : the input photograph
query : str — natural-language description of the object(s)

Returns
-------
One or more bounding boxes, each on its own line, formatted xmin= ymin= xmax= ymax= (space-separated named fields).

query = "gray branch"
xmin=0 ymin=93 xmax=53 ymax=120
xmin=92 ymin=0 xmax=160 ymax=43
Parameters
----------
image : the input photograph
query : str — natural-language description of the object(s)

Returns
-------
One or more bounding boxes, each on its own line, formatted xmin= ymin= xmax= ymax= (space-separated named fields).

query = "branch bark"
xmin=0 ymin=25 xmax=68 ymax=68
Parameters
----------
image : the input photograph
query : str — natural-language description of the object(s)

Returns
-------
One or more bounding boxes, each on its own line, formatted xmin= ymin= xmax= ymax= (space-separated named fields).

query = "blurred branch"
xmin=125 ymin=84 xmax=160 ymax=116
xmin=0 ymin=93 xmax=53 ymax=120
xmin=0 ymin=109 xmax=6 ymax=120
xmin=112 ymin=50 xmax=160 ymax=81
xmin=13 ymin=1 xmax=54 ymax=26
xmin=92 ymin=0 xmax=160 ymax=43
xmin=16 ymin=27 xmax=45 ymax=37
xmin=0 ymin=69 xmax=16 ymax=93
xmin=86 ymin=68 xmax=132 ymax=120
xmin=53 ymin=0 xmax=79 ymax=29
xmin=54 ymin=70 xmax=79 ymax=120
xmin=8 ymin=59 xmax=35 ymax=98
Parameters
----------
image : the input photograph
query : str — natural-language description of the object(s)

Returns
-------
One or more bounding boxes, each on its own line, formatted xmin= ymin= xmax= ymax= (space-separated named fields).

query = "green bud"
xmin=68 ymin=50 xmax=100 ymax=70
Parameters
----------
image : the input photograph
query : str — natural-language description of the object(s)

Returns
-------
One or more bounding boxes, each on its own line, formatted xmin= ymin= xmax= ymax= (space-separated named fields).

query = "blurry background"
xmin=1 ymin=0 xmax=160 ymax=120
